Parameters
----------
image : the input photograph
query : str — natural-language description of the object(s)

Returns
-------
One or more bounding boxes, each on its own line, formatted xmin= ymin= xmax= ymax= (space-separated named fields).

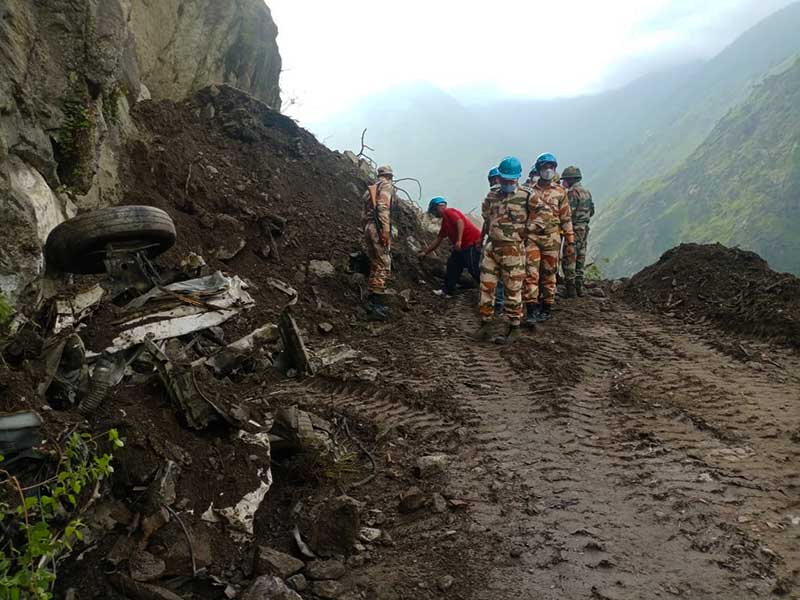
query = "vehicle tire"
xmin=44 ymin=206 xmax=177 ymax=274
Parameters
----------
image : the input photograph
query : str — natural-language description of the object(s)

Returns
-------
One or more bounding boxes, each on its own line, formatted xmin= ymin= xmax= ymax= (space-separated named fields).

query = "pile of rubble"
xmin=622 ymin=243 xmax=800 ymax=346
xmin=0 ymin=85 xmax=457 ymax=599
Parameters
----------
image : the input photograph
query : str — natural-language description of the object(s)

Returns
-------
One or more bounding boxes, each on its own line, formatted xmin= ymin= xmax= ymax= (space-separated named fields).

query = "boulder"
xmin=310 ymin=495 xmax=361 ymax=557
xmin=129 ymin=549 xmax=166 ymax=582
xmin=309 ymin=260 xmax=336 ymax=277
xmin=286 ymin=574 xmax=308 ymax=592
xmin=415 ymin=454 xmax=451 ymax=479
xmin=241 ymin=576 xmax=302 ymax=600
xmin=253 ymin=546 xmax=304 ymax=579
xmin=399 ymin=487 xmax=426 ymax=514
xmin=305 ymin=560 xmax=346 ymax=581
xmin=311 ymin=580 xmax=346 ymax=600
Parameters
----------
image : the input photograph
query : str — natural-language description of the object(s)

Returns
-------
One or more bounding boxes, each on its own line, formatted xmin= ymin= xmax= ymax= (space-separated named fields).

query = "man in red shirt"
xmin=418 ymin=197 xmax=482 ymax=297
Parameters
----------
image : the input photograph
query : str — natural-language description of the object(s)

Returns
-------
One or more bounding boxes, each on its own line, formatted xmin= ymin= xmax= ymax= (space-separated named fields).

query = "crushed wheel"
xmin=44 ymin=206 xmax=177 ymax=274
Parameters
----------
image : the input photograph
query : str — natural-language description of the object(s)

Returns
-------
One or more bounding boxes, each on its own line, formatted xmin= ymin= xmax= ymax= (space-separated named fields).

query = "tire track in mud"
xmin=272 ymin=291 xmax=799 ymax=598
xmin=271 ymin=376 xmax=461 ymax=442
xmin=433 ymin=295 xmax=799 ymax=599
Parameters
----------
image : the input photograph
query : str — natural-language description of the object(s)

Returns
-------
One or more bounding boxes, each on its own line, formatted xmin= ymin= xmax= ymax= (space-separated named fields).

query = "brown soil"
xmin=2 ymin=89 xmax=799 ymax=600
xmin=622 ymin=243 xmax=800 ymax=347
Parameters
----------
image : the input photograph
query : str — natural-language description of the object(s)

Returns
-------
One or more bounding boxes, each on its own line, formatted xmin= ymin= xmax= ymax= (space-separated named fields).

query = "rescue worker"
xmin=522 ymin=153 xmax=575 ymax=325
xmin=483 ymin=167 xmax=505 ymax=315
xmin=476 ymin=156 xmax=531 ymax=342
xmin=362 ymin=165 xmax=395 ymax=319
xmin=418 ymin=197 xmax=483 ymax=297
xmin=488 ymin=167 xmax=501 ymax=187
xmin=561 ymin=166 xmax=595 ymax=297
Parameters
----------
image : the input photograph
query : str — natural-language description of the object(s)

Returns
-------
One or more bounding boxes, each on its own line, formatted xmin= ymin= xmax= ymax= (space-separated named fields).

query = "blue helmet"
xmin=497 ymin=156 xmax=522 ymax=180
xmin=535 ymin=152 xmax=558 ymax=171
xmin=428 ymin=196 xmax=447 ymax=214
xmin=487 ymin=167 xmax=501 ymax=182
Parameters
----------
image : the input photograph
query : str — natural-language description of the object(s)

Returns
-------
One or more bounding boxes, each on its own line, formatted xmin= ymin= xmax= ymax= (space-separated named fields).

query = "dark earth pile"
xmin=2 ymin=85 xmax=476 ymax=600
xmin=622 ymin=243 xmax=800 ymax=346
xmin=117 ymin=84 xmax=439 ymax=348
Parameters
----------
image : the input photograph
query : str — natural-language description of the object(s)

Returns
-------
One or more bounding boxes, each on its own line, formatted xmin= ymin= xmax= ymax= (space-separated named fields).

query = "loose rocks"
xmin=311 ymin=580 xmax=346 ymax=599
xmin=399 ymin=487 xmax=427 ymax=514
xmin=416 ymin=454 xmax=451 ymax=478
xmin=311 ymin=495 xmax=362 ymax=557
xmin=253 ymin=546 xmax=304 ymax=579
xmin=305 ymin=559 xmax=346 ymax=581
xmin=241 ymin=576 xmax=302 ymax=600
xmin=308 ymin=260 xmax=336 ymax=277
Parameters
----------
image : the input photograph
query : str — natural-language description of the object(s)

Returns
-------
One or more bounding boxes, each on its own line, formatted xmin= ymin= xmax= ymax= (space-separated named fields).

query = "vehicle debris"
xmin=0 ymin=411 xmax=43 ymax=457
xmin=109 ymin=272 xmax=255 ymax=352
xmin=49 ymin=284 xmax=105 ymax=335
xmin=205 ymin=323 xmax=279 ymax=376
xmin=219 ymin=476 xmax=272 ymax=535
xmin=278 ymin=307 xmax=313 ymax=375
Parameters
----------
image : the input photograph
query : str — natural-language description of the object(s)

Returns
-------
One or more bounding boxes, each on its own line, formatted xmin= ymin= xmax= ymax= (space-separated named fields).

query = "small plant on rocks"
xmin=0 ymin=429 xmax=122 ymax=599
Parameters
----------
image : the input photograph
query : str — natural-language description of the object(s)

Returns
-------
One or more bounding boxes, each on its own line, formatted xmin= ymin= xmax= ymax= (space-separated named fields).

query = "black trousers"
xmin=445 ymin=245 xmax=481 ymax=294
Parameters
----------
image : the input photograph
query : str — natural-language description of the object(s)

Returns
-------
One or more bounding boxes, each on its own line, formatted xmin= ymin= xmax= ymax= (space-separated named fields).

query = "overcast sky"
xmin=268 ymin=0 xmax=797 ymax=125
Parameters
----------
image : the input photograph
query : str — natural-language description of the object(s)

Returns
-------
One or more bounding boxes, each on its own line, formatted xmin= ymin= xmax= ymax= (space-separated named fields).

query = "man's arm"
xmin=455 ymin=219 xmax=465 ymax=251
xmin=419 ymin=235 xmax=445 ymax=257
xmin=559 ymin=192 xmax=575 ymax=244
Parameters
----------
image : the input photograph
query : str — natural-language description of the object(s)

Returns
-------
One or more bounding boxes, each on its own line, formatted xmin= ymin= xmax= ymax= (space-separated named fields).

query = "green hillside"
xmin=592 ymin=1 xmax=800 ymax=202
xmin=594 ymin=57 xmax=800 ymax=277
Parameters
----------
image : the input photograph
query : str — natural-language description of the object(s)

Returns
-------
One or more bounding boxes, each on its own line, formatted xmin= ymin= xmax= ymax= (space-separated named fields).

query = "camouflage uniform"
xmin=563 ymin=182 xmax=594 ymax=285
xmin=523 ymin=181 xmax=574 ymax=305
xmin=479 ymin=185 xmax=530 ymax=325
xmin=362 ymin=177 xmax=394 ymax=294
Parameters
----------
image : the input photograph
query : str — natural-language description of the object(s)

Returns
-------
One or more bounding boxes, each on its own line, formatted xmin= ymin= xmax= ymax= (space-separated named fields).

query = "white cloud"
xmin=268 ymin=0 xmax=796 ymax=124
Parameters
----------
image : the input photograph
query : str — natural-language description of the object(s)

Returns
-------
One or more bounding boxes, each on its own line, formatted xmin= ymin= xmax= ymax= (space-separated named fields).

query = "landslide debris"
xmin=1 ymin=84 xmax=452 ymax=600
xmin=118 ymin=84 xmax=436 ymax=345
xmin=622 ymin=243 xmax=800 ymax=346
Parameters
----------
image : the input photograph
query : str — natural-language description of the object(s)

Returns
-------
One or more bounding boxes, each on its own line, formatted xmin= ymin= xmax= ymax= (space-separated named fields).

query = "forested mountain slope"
xmin=593 ymin=57 xmax=800 ymax=277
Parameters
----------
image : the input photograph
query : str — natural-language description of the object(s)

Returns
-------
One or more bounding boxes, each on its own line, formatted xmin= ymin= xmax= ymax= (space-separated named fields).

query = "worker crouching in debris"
xmin=475 ymin=156 xmax=530 ymax=343
xmin=362 ymin=165 xmax=396 ymax=320
xmin=418 ymin=197 xmax=482 ymax=297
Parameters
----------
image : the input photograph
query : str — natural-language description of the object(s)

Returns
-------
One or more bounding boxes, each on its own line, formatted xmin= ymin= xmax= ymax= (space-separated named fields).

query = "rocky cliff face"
xmin=130 ymin=0 xmax=282 ymax=109
xmin=0 ymin=0 xmax=281 ymax=305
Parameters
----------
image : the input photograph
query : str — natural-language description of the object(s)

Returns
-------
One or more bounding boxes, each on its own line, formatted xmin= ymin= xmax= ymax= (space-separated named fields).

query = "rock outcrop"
xmin=130 ymin=0 xmax=282 ymax=110
xmin=0 ymin=0 xmax=281 ymax=305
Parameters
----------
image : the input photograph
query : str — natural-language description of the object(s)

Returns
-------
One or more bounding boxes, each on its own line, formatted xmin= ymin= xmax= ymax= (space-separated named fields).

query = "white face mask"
xmin=500 ymin=182 xmax=517 ymax=194
xmin=540 ymin=168 xmax=555 ymax=181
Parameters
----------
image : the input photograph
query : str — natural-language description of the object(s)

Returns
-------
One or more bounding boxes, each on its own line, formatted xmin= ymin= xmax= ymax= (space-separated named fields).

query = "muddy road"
xmin=296 ymin=291 xmax=800 ymax=599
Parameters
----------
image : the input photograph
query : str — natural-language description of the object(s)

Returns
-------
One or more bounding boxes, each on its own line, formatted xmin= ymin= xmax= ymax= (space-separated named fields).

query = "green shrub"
xmin=0 ymin=429 xmax=122 ymax=599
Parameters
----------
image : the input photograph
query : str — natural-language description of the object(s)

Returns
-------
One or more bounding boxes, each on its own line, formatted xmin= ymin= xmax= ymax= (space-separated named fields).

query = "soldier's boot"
xmin=576 ymin=280 xmax=585 ymax=297
xmin=366 ymin=293 xmax=389 ymax=321
xmin=566 ymin=282 xmax=578 ymax=299
xmin=473 ymin=320 xmax=494 ymax=342
xmin=505 ymin=324 xmax=521 ymax=343
xmin=523 ymin=303 xmax=539 ymax=329
xmin=536 ymin=303 xmax=552 ymax=322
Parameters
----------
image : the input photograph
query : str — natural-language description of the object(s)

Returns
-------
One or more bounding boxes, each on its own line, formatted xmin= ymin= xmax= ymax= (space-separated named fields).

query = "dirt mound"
xmin=0 ymin=85 xmax=455 ymax=599
xmin=622 ymin=243 xmax=800 ymax=346
xmin=111 ymin=84 xmax=439 ymax=348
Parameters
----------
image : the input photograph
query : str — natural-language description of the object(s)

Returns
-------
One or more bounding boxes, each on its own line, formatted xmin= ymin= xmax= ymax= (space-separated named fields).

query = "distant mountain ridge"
xmin=594 ymin=55 xmax=800 ymax=277
xmin=314 ymin=2 xmax=800 ymax=214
